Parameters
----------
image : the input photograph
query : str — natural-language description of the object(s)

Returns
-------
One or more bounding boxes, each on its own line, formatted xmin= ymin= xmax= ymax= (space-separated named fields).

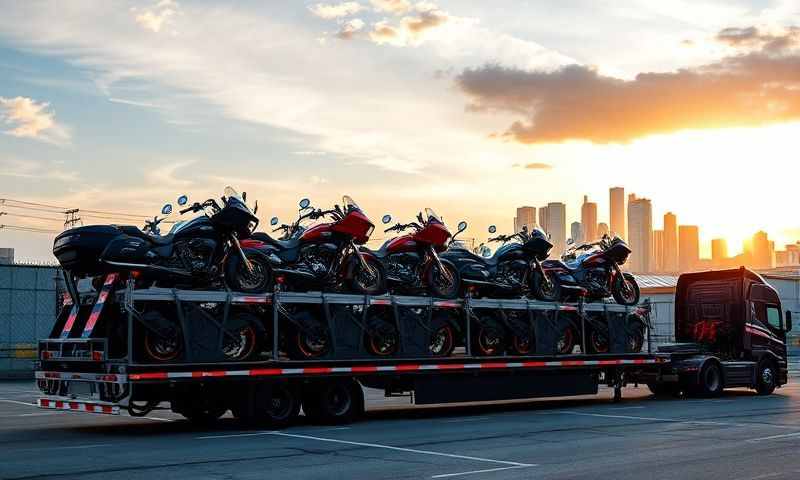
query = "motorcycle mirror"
xmin=567 ymin=238 xmax=574 ymax=245
xmin=457 ymin=221 xmax=467 ymax=233
xmin=382 ymin=214 xmax=392 ymax=224
xmin=270 ymin=217 xmax=279 ymax=226
xmin=488 ymin=225 xmax=497 ymax=234
xmin=177 ymin=195 xmax=188 ymax=206
xmin=299 ymin=198 xmax=310 ymax=209
xmin=161 ymin=204 xmax=173 ymax=215
xmin=242 ymin=191 xmax=247 ymax=202
xmin=253 ymin=200 xmax=258 ymax=214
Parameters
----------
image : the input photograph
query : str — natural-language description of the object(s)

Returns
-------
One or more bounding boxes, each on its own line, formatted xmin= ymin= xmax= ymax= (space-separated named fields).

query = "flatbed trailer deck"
xmin=35 ymin=268 xmax=790 ymax=425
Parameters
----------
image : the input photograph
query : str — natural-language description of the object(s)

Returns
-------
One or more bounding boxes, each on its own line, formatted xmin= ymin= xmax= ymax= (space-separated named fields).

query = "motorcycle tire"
xmin=530 ymin=269 xmax=561 ymax=302
xmin=364 ymin=318 xmax=400 ymax=357
xmin=142 ymin=310 xmax=182 ymax=362
xmin=350 ymin=256 xmax=387 ymax=295
xmin=428 ymin=316 xmax=456 ymax=357
xmin=224 ymin=249 xmax=273 ymax=293
xmin=612 ymin=272 xmax=640 ymax=306
xmin=472 ymin=318 xmax=506 ymax=356
xmin=509 ymin=333 xmax=534 ymax=356
xmin=626 ymin=322 xmax=646 ymax=353
xmin=221 ymin=312 xmax=265 ymax=362
xmin=556 ymin=325 xmax=577 ymax=355
xmin=426 ymin=260 xmax=461 ymax=299
xmin=587 ymin=329 xmax=610 ymax=354
xmin=289 ymin=310 xmax=332 ymax=360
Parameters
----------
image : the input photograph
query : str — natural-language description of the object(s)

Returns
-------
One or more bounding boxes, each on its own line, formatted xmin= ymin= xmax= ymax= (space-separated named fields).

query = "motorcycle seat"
xmin=251 ymin=232 xmax=301 ymax=251
xmin=116 ymin=225 xmax=174 ymax=246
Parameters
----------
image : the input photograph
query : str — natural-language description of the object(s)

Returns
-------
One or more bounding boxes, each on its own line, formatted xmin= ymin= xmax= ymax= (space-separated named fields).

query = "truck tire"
xmin=303 ymin=380 xmax=363 ymax=425
xmin=694 ymin=362 xmax=723 ymax=397
xmin=233 ymin=383 xmax=300 ymax=428
xmin=756 ymin=360 xmax=777 ymax=395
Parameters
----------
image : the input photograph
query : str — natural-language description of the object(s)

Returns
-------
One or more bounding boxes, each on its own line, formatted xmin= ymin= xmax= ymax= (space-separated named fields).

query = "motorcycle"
xmin=554 ymin=301 xmax=651 ymax=355
xmin=248 ymin=196 xmax=386 ymax=295
xmin=443 ymin=225 xmax=553 ymax=298
xmin=53 ymin=186 xmax=272 ymax=294
xmin=531 ymin=234 xmax=640 ymax=306
xmin=366 ymin=209 xmax=465 ymax=299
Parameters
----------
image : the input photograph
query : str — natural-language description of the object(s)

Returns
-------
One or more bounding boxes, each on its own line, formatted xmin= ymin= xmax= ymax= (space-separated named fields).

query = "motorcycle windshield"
xmin=424 ymin=208 xmax=443 ymax=224
xmin=224 ymin=186 xmax=242 ymax=203
xmin=343 ymin=195 xmax=362 ymax=213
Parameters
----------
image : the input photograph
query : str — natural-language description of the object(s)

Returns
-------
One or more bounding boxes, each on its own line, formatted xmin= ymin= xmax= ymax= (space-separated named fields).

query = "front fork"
xmin=231 ymin=234 xmax=254 ymax=274
xmin=531 ymin=259 xmax=550 ymax=287
xmin=428 ymin=246 xmax=453 ymax=282
xmin=351 ymin=240 xmax=375 ymax=275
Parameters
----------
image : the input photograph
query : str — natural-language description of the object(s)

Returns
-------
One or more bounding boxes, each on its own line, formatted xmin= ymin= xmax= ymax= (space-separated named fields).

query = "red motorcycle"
xmin=367 ymin=208 xmax=465 ymax=299
xmin=248 ymin=196 xmax=386 ymax=295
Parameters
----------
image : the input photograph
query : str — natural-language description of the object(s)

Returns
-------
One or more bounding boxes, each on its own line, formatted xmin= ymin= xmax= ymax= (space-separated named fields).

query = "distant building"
xmin=0 ymin=248 xmax=13 ymax=265
xmin=711 ymin=238 xmax=728 ymax=268
xmin=663 ymin=212 xmax=678 ymax=273
xmin=597 ymin=222 xmax=609 ymax=238
xmin=581 ymin=195 xmax=598 ymax=242
xmin=679 ymin=225 xmax=700 ymax=272
xmin=538 ymin=205 xmax=549 ymax=235
xmin=652 ymin=230 xmax=664 ymax=272
xmin=627 ymin=194 xmax=652 ymax=273
xmin=570 ymin=221 xmax=584 ymax=244
xmin=514 ymin=206 xmax=536 ymax=233
xmin=752 ymin=231 xmax=773 ymax=269
xmin=609 ymin=187 xmax=626 ymax=239
xmin=546 ymin=202 xmax=567 ymax=258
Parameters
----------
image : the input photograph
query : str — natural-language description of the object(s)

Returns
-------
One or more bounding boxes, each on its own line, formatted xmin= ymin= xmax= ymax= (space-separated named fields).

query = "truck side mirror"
xmin=786 ymin=311 xmax=793 ymax=332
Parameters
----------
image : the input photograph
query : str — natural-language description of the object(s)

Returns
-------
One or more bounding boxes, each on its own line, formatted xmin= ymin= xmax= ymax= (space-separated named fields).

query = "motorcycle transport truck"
xmin=35 ymin=267 xmax=790 ymax=425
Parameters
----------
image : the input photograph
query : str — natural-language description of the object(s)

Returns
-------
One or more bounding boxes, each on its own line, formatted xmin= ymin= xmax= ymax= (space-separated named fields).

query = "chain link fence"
xmin=0 ymin=265 xmax=60 ymax=378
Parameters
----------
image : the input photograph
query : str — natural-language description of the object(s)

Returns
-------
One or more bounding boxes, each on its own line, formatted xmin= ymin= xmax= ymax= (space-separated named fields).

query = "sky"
xmin=1 ymin=0 xmax=799 ymax=262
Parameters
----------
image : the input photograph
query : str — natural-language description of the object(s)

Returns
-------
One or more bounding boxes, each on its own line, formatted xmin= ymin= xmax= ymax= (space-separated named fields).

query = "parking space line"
xmin=747 ymin=432 xmax=800 ymax=443
xmin=441 ymin=417 xmax=491 ymax=423
xmin=0 ymin=399 xmax=36 ymax=407
xmin=431 ymin=465 xmax=530 ymax=478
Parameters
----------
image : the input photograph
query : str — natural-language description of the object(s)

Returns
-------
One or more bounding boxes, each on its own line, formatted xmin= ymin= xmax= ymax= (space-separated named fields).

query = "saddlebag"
xmin=53 ymin=225 xmax=122 ymax=275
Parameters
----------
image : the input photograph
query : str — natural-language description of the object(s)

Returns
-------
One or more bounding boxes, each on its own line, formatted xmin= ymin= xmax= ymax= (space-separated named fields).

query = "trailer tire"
xmin=303 ymin=380 xmax=363 ymax=425
xmin=695 ymin=362 xmax=723 ymax=397
xmin=233 ymin=383 xmax=300 ymax=428
xmin=756 ymin=360 xmax=777 ymax=396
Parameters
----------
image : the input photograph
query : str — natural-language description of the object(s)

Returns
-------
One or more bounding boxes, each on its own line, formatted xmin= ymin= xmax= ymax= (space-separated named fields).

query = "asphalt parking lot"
xmin=4 ymin=379 xmax=800 ymax=480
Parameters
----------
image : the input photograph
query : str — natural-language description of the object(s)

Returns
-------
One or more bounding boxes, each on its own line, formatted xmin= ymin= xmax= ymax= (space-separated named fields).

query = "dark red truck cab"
xmin=639 ymin=267 xmax=791 ymax=396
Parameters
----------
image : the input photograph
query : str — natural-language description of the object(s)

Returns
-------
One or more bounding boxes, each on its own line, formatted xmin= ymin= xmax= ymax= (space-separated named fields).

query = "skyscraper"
xmin=581 ymin=195 xmax=598 ymax=242
xmin=678 ymin=225 xmax=700 ymax=272
xmin=751 ymin=231 xmax=773 ymax=269
xmin=515 ymin=206 xmax=536 ymax=233
xmin=538 ymin=205 xmax=549 ymax=235
xmin=597 ymin=222 xmax=609 ymax=238
xmin=570 ymin=221 xmax=584 ymax=244
xmin=653 ymin=230 xmax=664 ymax=272
xmin=663 ymin=212 xmax=678 ymax=273
xmin=711 ymin=238 xmax=728 ymax=268
xmin=546 ymin=202 xmax=567 ymax=257
xmin=627 ymin=194 xmax=652 ymax=273
xmin=609 ymin=187 xmax=626 ymax=239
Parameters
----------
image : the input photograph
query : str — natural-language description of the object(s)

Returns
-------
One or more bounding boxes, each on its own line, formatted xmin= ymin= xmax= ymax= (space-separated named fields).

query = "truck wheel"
xmin=695 ymin=362 xmax=723 ymax=397
xmin=303 ymin=380 xmax=363 ymax=425
xmin=234 ymin=383 xmax=300 ymax=428
xmin=756 ymin=361 xmax=777 ymax=395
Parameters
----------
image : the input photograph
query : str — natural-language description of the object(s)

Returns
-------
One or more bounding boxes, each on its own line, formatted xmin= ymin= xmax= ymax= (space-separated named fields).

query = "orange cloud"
xmin=457 ymin=26 xmax=800 ymax=144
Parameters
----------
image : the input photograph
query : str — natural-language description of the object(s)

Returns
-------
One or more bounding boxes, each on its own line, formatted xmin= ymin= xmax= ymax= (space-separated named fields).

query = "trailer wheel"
xmin=303 ymin=380 xmax=363 ymax=425
xmin=695 ymin=362 xmax=723 ymax=397
xmin=756 ymin=360 xmax=777 ymax=395
xmin=234 ymin=383 xmax=300 ymax=428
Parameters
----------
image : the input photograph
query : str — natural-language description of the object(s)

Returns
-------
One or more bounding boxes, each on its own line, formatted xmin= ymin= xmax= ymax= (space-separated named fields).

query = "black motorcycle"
xmin=53 ymin=186 xmax=271 ymax=293
xmin=531 ymin=234 xmax=640 ymax=306
xmin=443 ymin=225 xmax=553 ymax=298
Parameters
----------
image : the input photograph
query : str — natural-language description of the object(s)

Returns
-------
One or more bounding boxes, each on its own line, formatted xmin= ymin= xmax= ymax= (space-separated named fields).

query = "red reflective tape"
xmin=561 ymin=360 xmax=585 ymax=366
xmin=40 ymin=399 xmax=50 ymax=407
xmin=239 ymin=296 xmax=267 ymax=304
xmin=303 ymin=367 xmax=333 ymax=374
xmin=60 ymin=306 xmax=79 ymax=338
xmin=130 ymin=372 xmax=168 ymax=380
xmin=632 ymin=359 xmax=646 ymax=364
xmin=351 ymin=366 xmax=379 ymax=373
xmin=522 ymin=361 xmax=547 ymax=367
xmin=69 ymin=402 xmax=79 ymax=410
xmin=395 ymin=364 xmax=420 ymax=371
xmin=437 ymin=364 xmax=465 ymax=370
xmin=480 ymin=363 xmax=508 ymax=369
xmin=249 ymin=368 xmax=283 ymax=376
xmin=55 ymin=401 xmax=64 ymax=408
xmin=102 ymin=405 xmax=113 ymax=414
xmin=597 ymin=360 xmax=620 ymax=366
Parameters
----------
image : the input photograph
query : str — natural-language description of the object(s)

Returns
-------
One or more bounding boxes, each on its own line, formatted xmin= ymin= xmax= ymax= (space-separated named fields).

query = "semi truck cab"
xmin=647 ymin=267 xmax=791 ymax=396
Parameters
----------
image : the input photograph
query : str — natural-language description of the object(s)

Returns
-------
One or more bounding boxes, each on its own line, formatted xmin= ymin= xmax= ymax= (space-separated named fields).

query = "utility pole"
xmin=64 ymin=209 xmax=81 ymax=229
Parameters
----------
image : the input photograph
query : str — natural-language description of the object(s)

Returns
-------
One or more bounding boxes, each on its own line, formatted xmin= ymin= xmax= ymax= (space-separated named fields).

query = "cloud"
xmin=366 ymin=4 xmax=450 ymax=46
xmin=132 ymin=0 xmax=179 ymax=33
xmin=368 ymin=20 xmax=401 ymax=44
xmin=456 ymin=30 xmax=800 ymax=144
xmin=0 ymin=96 xmax=71 ymax=146
xmin=335 ymin=18 xmax=365 ymax=40
xmin=0 ymin=158 xmax=77 ymax=181
xmin=716 ymin=25 xmax=800 ymax=53
xmin=519 ymin=162 xmax=553 ymax=170
xmin=370 ymin=0 xmax=410 ymax=15
xmin=309 ymin=2 xmax=364 ymax=20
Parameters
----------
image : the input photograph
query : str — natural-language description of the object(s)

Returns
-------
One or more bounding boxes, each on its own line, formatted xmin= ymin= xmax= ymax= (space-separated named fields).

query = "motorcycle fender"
xmin=240 ymin=246 xmax=281 ymax=266
xmin=343 ymin=251 xmax=378 ymax=279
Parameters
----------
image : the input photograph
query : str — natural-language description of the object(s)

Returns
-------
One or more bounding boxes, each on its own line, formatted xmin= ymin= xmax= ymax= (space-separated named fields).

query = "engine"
xmin=496 ymin=259 xmax=528 ymax=288
xmin=386 ymin=253 xmax=419 ymax=284
xmin=170 ymin=239 xmax=216 ymax=273
xmin=585 ymin=268 xmax=608 ymax=292
xmin=297 ymin=243 xmax=337 ymax=276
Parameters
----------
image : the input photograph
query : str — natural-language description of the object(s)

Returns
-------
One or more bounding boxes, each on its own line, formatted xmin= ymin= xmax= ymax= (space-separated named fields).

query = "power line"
xmin=0 ymin=212 xmax=64 ymax=222
xmin=0 ymin=224 xmax=60 ymax=234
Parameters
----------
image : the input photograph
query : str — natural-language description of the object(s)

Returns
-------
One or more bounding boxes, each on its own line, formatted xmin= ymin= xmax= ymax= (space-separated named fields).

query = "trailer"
xmin=35 ymin=267 xmax=791 ymax=426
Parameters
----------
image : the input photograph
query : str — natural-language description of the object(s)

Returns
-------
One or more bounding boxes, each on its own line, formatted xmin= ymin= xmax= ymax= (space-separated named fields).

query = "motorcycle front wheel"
xmin=350 ymin=256 xmax=386 ymax=295
xmin=426 ymin=260 xmax=461 ymax=299
xmin=612 ymin=272 xmax=640 ymax=306
xmin=221 ymin=313 xmax=265 ymax=361
xmin=224 ymin=250 xmax=273 ymax=293
xmin=530 ymin=269 xmax=561 ymax=302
